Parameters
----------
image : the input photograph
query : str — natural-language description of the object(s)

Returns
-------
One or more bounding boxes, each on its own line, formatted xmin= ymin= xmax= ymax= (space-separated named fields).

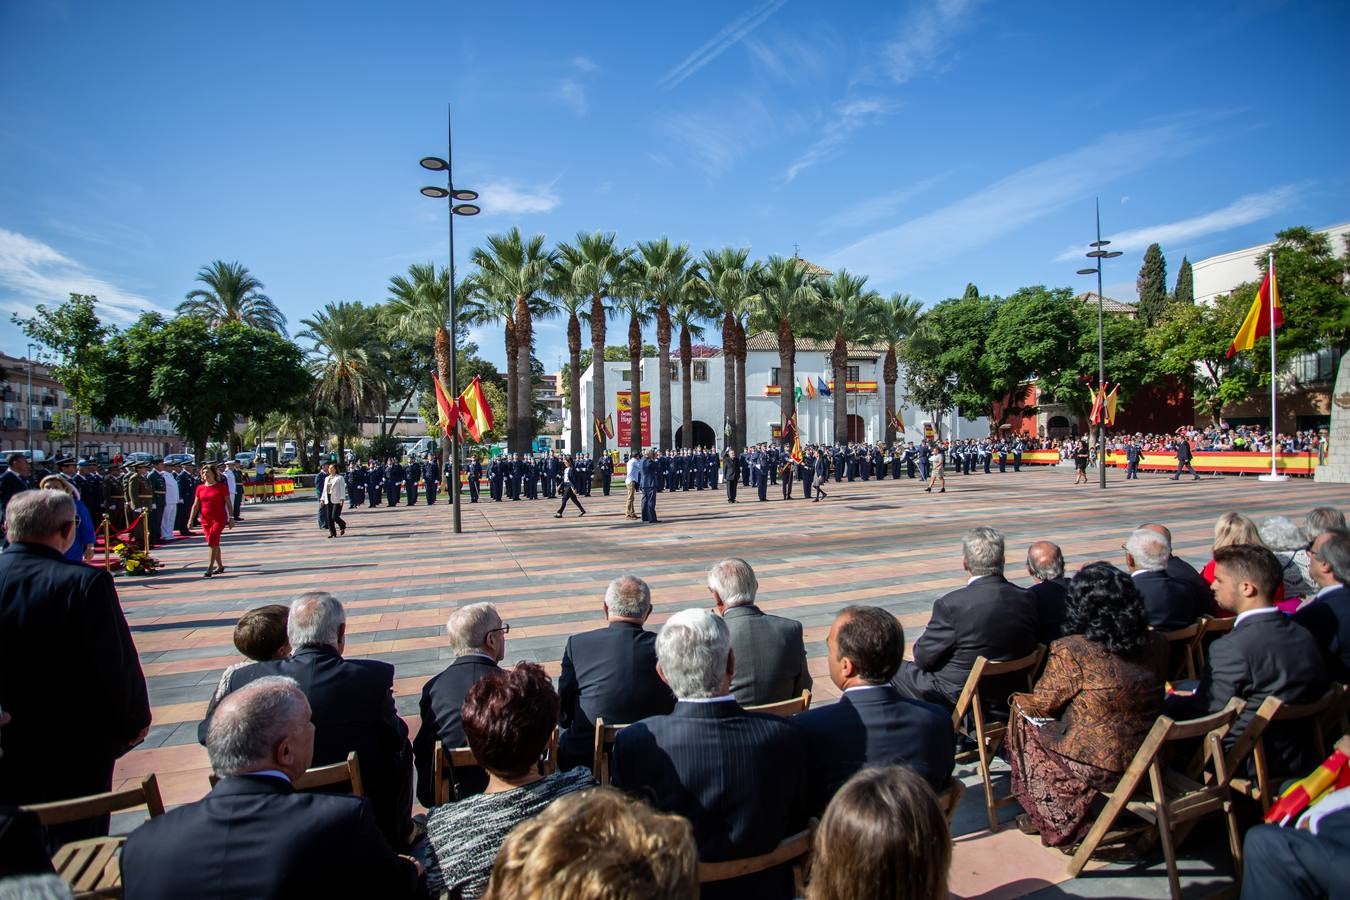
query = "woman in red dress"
xmin=188 ymin=462 xmax=233 ymax=577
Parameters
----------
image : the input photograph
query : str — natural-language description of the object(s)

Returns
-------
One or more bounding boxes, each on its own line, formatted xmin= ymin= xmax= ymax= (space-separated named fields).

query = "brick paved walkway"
xmin=109 ymin=467 xmax=1350 ymax=897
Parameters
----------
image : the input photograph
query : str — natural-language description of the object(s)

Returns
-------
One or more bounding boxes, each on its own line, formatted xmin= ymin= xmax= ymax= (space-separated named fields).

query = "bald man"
xmin=1026 ymin=541 xmax=1071 ymax=643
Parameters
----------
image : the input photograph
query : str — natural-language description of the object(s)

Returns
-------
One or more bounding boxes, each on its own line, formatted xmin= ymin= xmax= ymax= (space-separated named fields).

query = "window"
xmin=846 ymin=365 xmax=860 ymax=382
xmin=620 ymin=370 xmax=632 ymax=382
xmin=770 ymin=367 xmax=780 ymax=386
xmin=692 ymin=361 xmax=708 ymax=382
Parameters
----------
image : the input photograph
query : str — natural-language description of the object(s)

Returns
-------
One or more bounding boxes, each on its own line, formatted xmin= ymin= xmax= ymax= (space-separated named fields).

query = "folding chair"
xmin=592 ymin=718 xmax=630 ymax=786
xmin=699 ymin=820 xmax=816 ymax=895
xmin=746 ymin=689 xmax=812 ymax=718
xmin=1067 ymin=698 xmax=1245 ymax=900
xmin=1190 ymin=615 xmax=1234 ymax=665
xmin=209 ymin=751 xmax=364 ymax=797
xmin=951 ymin=644 xmax=1047 ymax=832
xmin=23 ymin=774 xmax=166 ymax=900
xmin=433 ymin=742 xmax=480 ymax=805
xmin=1226 ymin=686 xmax=1341 ymax=812
xmin=1155 ymin=619 xmax=1203 ymax=681
xmin=937 ymin=777 xmax=966 ymax=823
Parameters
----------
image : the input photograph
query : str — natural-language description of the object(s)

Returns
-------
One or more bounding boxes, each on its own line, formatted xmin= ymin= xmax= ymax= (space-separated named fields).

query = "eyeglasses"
xmin=486 ymin=623 xmax=511 ymax=637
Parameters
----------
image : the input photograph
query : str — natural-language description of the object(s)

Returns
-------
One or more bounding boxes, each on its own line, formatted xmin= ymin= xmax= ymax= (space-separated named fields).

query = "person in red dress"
xmin=188 ymin=463 xmax=233 ymax=578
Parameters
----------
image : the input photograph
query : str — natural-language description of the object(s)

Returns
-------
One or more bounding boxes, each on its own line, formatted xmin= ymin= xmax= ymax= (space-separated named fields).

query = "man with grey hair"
xmin=0 ymin=490 xmax=150 ymax=844
xmin=1026 ymin=540 xmax=1071 ymax=643
xmin=894 ymin=526 xmax=1038 ymax=711
xmin=611 ymin=608 xmax=807 ymax=899
xmin=709 ymin=557 xmax=811 ymax=706
xmin=122 ymin=677 xmax=420 ymax=898
xmin=1125 ymin=527 xmax=1201 ymax=630
xmin=1294 ymin=527 xmax=1350 ymax=682
xmin=210 ymin=591 xmax=415 ymax=849
xmin=0 ymin=451 xmax=33 ymax=548
xmin=556 ymin=575 xmax=675 ymax=770
xmin=413 ymin=602 xmax=506 ymax=805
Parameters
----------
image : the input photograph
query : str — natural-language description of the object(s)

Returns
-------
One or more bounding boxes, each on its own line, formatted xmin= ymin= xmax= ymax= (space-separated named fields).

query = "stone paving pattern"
xmin=108 ymin=467 xmax=1350 ymax=897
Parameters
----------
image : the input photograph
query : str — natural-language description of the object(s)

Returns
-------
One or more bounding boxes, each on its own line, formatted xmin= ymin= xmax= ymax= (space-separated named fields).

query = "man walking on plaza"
xmin=1172 ymin=436 xmax=1199 ymax=480
xmin=639 ymin=449 xmax=660 ymax=523
xmin=624 ymin=453 xmax=641 ymax=519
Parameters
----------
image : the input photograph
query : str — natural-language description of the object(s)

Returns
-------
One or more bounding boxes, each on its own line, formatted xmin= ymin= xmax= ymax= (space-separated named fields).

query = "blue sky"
xmin=3 ymin=0 xmax=1347 ymax=371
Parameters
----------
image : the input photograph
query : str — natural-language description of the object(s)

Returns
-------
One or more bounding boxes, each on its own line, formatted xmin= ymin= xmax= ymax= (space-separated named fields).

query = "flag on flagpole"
xmin=603 ymin=414 xmax=615 ymax=440
xmin=1105 ymin=385 xmax=1119 ymax=427
xmin=1226 ymin=264 xmax=1284 ymax=358
xmin=794 ymin=380 xmax=803 ymax=402
xmin=817 ymin=376 xmax=831 ymax=397
xmin=805 ymin=376 xmax=817 ymax=399
xmin=788 ymin=413 xmax=803 ymax=463
xmin=594 ymin=416 xmax=604 ymax=441
xmin=1089 ymin=383 xmax=1106 ymax=426
xmin=892 ymin=408 xmax=906 ymax=432
xmin=431 ymin=372 xmax=459 ymax=439
xmin=455 ymin=375 xmax=494 ymax=441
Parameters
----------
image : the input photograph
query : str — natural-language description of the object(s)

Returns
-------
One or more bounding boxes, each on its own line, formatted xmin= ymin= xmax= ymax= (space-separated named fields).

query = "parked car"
xmin=125 ymin=452 xmax=156 ymax=465
xmin=163 ymin=453 xmax=195 ymax=466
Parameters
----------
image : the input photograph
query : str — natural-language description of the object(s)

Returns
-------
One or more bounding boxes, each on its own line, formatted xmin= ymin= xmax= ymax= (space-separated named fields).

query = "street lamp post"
xmin=1076 ymin=199 xmax=1123 ymax=490
xmin=25 ymin=343 xmax=38 ymax=455
xmin=419 ymin=106 xmax=481 ymax=535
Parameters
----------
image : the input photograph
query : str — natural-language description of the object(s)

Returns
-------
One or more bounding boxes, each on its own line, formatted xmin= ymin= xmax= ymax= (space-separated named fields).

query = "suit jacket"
xmin=121 ymin=775 xmax=418 ymax=899
xmin=1167 ymin=556 xmax=1213 ymax=609
xmin=0 ymin=543 xmax=150 ymax=807
xmin=794 ymin=685 xmax=954 ymax=817
xmin=557 ymin=622 xmax=675 ymax=770
xmin=908 ymin=574 xmax=1039 ymax=705
xmin=611 ymin=700 xmax=807 ymax=900
xmin=412 ymin=655 xmax=499 ymax=807
xmin=1293 ymin=585 xmax=1350 ymax=682
xmin=214 ymin=647 xmax=412 ymax=846
xmin=1028 ymin=576 xmax=1072 ymax=644
xmin=638 ymin=457 xmax=660 ymax=492
xmin=0 ymin=470 xmax=30 ymax=537
xmin=1167 ymin=609 xmax=1329 ymax=777
xmin=1133 ymin=570 xmax=1202 ymax=631
xmin=722 ymin=604 xmax=812 ymax=707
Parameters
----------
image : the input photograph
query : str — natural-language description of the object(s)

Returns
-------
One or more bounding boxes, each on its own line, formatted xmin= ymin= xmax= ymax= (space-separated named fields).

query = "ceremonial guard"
xmin=1125 ymin=441 xmax=1142 ymax=479
xmin=75 ymin=459 xmax=104 ymax=529
xmin=597 ymin=452 xmax=613 ymax=495
xmin=148 ymin=458 xmax=168 ymax=545
xmin=174 ymin=461 xmax=197 ymax=535
xmin=507 ymin=454 xmax=523 ymax=500
xmin=422 ymin=455 xmax=439 ymax=504
xmin=124 ymin=460 xmax=154 ymax=540
xmin=367 ymin=460 xmax=382 ymax=508
xmin=405 ymin=458 xmax=421 ymax=506
xmin=1013 ymin=438 xmax=1024 ymax=472
xmin=754 ymin=450 xmax=769 ymax=501
xmin=523 ymin=455 xmax=538 ymax=500
xmin=349 ymin=460 xmax=366 ymax=508
xmin=465 ymin=455 xmax=481 ymax=503
xmin=779 ymin=453 xmax=794 ymax=499
xmin=489 ymin=455 xmax=504 ymax=501
xmin=796 ymin=453 xmax=812 ymax=501
xmin=386 ymin=457 xmax=404 ymax=507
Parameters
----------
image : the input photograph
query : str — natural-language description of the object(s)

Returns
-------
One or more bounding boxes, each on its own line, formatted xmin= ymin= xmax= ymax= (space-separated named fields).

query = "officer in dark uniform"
xmin=405 ymin=457 xmax=422 ymax=506
xmin=349 ymin=460 xmax=366 ymax=508
xmin=997 ymin=442 xmax=1008 ymax=473
xmin=525 ymin=456 xmax=540 ymax=500
xmin=754 ymin=450 xmax=769 ymax=501
xmin=367 ymin=460 xmax=382 ymax=508
xmin=779 ymin=453 xmax=794 ymax=499
xmin=1013 ymin=439 xmax=1024 ymax=472
xmin=488 ymin=456 xmax=502 ymax=501
xmin=598 ymin=452 xmax=613 ymax=495
xmin=918 ymin=442 xmax=931 ymax=481
xmin=723 ymin=449 xmax=737 ymax=503
xmin=386 ymin=457 xmax=404 ymax=506
xmin=1125 ymin=441 xmax=1142 ymax=479
xmin=796 ymin=453 xmax=811 ymax=500
xmin=146 ymin=458 xmax=167 ymax=545
xmin=124 ymin=460 xmax=154 ymax=541
xmin=465 ymin=455 xmax=481 ymax=502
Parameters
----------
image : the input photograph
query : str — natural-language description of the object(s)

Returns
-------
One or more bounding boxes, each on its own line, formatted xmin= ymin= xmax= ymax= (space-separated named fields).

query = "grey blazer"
xmin=723 ymin=604 xmax=812 ymax=707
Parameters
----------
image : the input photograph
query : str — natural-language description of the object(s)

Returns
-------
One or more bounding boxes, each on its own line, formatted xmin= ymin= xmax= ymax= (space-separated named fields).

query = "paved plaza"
xmin=110 ymin=467 xmax=1350 ymax=897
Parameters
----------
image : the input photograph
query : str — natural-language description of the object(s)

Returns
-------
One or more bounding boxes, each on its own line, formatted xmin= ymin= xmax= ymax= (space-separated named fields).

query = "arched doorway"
xmin=1047 ymin=415 xmax=1071 ymax=440
xmin=846 ymin=414 xmax=866 ymax=443
xmin=675 ymin=420 xmax=717 ymax=449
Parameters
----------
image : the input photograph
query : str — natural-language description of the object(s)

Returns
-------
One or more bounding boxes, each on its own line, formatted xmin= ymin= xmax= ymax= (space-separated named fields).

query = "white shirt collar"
xmin=844 ymin=684 xmax=889 ymax=694
xmin=678 ymin=694 xmax=736 ymax=704
xmin=1131 ymin=569 xmax=1158 ymax=578
xmin=1235 ymin=606 xmax=1282 ymax=627
xmin=1315 ymin=583 xmax=1344 ymax=600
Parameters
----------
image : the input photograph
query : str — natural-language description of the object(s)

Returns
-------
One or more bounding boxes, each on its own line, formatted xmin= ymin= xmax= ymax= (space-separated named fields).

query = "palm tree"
xmin=298 ymin=301 xmax=384 ymax=460
xmin=672 ymin=281 xmax=713 ymax=449
xmin=752 ymin=256 xmax=820 ymax=443
xmin=179 ymin=260 xmax=287 ymax=334
xmin=549 ymin=245 xmax=588 ymax=455
xmin=878 ymin=293 xmax=924 ymax=444
xmin=698 ymin=248 xmax=758 ymax=448
xmin=384 ymin=261 xmax=451 ymax=446
xmin=460 ymin=272 xmax=518 ymax=450
xmin=635 ymin=239 xmax=695 ymax=451
xmin=613 ymin=263 xmax=652 ymax=457
xmin=808 ymin=271 xmax=884 ymax=444
xmin=566 ymin=232 xmax=630 ymax=457
xmin=470 ymin=228 xmax=557 ymax=453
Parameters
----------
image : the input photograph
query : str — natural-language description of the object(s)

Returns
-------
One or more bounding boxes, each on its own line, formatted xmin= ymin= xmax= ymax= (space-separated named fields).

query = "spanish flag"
xmin=432 ymin=372 xmax=460 ymax=439
xmin=788 ymin=413 xmax=803 ymax=463
xmin=805 ymin=377 xmax=817 ymax=400
xmin=455 ymin=375 xmax=494 ymax=442
xmin=1226 ymin=264 xmax=1283 ymax=358
xmin=603 ymin=414 xmax=615 ymax=440
xmin=1105 ymin=385 xmax=1119 ymax=427
xmin=1089 ymin=383 xmax=1106 ymax=426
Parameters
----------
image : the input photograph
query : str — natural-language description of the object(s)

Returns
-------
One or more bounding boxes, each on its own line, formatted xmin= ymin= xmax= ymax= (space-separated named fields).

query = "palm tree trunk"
xmin=734 ymin=320 xmax=748 ymax=448
xmin=657 ymin=302 xmax=673 ymax=451
xmin=628 ymin=315 xmax=642 ymax=456
xmin=778 ymin=318 xmax=795 ymax=445
xmin=567 ymin=312 xmax=582 ymax=455
xmin=590 ymin=293 xmax=607 ymax=458
xmin=721 ymin=312 xmax=736 ymax=449
xmin=434 ymin=324 xmax=454 ymax=463
xmin=833 ymin=333 xmax=848 ymax=444
xmin=504 ymin=320 xmax=518 ymax=453
xmin=680 ymin=324 xmax=694 ymax=449
xmin=514 ymin=296 xmax=533 ymax=454
xmin=884 ymin=346 xmax=898 ymax=445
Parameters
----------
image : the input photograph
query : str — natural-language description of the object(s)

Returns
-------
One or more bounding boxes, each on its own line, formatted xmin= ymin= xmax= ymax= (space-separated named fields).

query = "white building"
xmin=575 ymin=334 xmax=990 ymax=451
xmin=1192 ymin=222 xmax=1350 ymax=305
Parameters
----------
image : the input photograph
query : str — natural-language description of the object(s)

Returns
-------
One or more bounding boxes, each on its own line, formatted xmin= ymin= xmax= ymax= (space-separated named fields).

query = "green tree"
xmin=635 ymin=238 xmax=696 ymax=451
xmin=12 ymin=292 xmax=110 ymax=460
xmin=805 ymin=271 xmax=884 ymax=444
xmin=877 ymin=293 xmax=923 ymax=444
xmin=383 ymin=261 xmax=453 ymax=450
xmin=1146 ymin=293 xmax=1255 ymax=424
xmin=178 ymin=260 xmax=287 ymax=334
xmin=298 ymin=302 xmax=385 ymax=460
xmin=1262 ymin=226 xmax=1350 ymax=357
xmin=1173 ymin=257 xmax=1194 ymax=305
xmin=672 ymin=283 xmax=714 ymax=449
xmin=548 ymin=249 xmax=588 ymax=457
xmin=699 ymin=248 xmax=759 ymax=447
xmin=752 ymin=256 xmax=820 ymax=442
xmin=1136 ymin=243 xmax=1169 ymax=327
xmin=900 ymin=291 xmax=996 ymax=432
xmin=982 ymin=286 xmax=1081 ymax=424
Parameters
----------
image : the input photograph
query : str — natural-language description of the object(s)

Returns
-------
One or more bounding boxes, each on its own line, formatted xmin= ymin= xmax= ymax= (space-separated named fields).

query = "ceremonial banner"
xmin=788 ymin=413 xmax=803 ymax=463
xmin=455 ymin=375 xmax=494 ymax=441
xmin=615 ymin=391 xmax=651 ymax=446
xmin=604 ymin=414 xmax=615 ymax=440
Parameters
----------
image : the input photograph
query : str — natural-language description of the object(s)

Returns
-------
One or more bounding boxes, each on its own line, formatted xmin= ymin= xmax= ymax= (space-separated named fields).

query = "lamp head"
xmin=420 ymin=186 xmax=450 ymax=199
xmin=420 ymin=156 xmax=449 ymax=171
xmin=452 ymin=203 xmax=481 ymax=216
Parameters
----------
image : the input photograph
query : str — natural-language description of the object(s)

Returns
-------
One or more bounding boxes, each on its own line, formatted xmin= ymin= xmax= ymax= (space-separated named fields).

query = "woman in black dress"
xmin=1073 ymin=439 xmax=1090 ymax=484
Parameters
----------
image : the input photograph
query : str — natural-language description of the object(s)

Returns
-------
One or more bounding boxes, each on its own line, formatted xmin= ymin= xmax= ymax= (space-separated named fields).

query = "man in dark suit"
xmin=1167 ymin=544 xmax=1329 ymax=778
xmin=894 ymin=526 xmax=1039 ymax=711
xmin=557 ymin=575 xmax=675 ymax=771
xmin=1239 ymin=804 xmax=1350 ymax=900
xmin=206 ymin=592 xmax=416 ymax=849
xmin=1173 ymin=437 xmax=1199 ymax=480
xmin=0 ymin=452 xmax=32 ymax=548
xmin=639 ymin=449 xmax=660 ymax=523
xmin=1125 ymin=527 xmax=1202 ymax=630
xmin=412 ymin=602 xmax=505 ymax=806
xmin=1026 ymin=540 xmax=1072 ymax=644
xmin=709 ymin=557 xmax=812 ymax=707
xmin=1140 ymin=522 xmax=1213 ymax=603
xmin=123 ymin=677 xmax=420 ymax=899
xmin=723 ymin=449 xmax=737 ymax=503
xmin=610 ymin=608 xmax=807 ymax=900
xmin=1293 ymin=527 xmax=1350 ymax=681
xmin=0 ymin=491 xmax=150 ymax=844
xmin=794 ymin=606 xmax=954 ymax=817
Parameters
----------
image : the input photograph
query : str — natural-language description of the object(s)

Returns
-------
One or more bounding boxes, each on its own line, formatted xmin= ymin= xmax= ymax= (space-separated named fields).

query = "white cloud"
xmin=882 ymin=0 xmax=984 ymax=85
xmin=0 ymin=227 xmax=171 ymax=326
xmin=1051 ymin=185 xmax=1302 ymax=261
xmin=656 ymin=92 xmax=776 ymax=176
xmin=785 ymin=96 xmax=897 ymax=182
xmin=818 ymin=173 xmax=947 ymax=233
xmin=658 ymin=0 xmax=788 ymax=89
xmin=823 ymin=121 xmax=1208 ymax=283
xmin=555 ymin=79 xmax=587 ymax=116
xmin=478 ymin=180 xmax=561 ymax=216
xmin=571 ymin=55 xmax=598 ymax=73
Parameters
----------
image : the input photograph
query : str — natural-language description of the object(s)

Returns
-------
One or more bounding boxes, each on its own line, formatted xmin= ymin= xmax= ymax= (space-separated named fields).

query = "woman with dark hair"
xmin=553 ymin=455 xmax=586 ymax=519
xmin=420 ymin=662 xmax=597 ymax=899
xmin=187 ymin=463 xmax=232 ymax=577
xmin=1008 ymin=562 xmax=1169 ymax=848
xmin=805 ymin=766 xmax=950 ymax=900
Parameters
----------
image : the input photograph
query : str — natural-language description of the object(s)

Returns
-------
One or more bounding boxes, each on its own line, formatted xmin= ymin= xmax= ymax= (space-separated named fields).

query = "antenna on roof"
xmin=793 ymin=243 xmax=800 ymax=258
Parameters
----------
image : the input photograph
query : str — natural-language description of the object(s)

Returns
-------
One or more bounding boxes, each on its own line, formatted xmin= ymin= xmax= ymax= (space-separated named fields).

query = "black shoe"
xmin=554 ymin=513 xmax=562 ymax=518
xmin=579 ymin=510 xmax=586 ymax=517
xmin=203 ymin=570 xmax=213 ymax=578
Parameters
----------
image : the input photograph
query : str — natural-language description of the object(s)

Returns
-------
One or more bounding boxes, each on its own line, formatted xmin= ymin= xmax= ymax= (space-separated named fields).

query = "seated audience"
xmin=483 ymin=787 xmax=698 ymax=900
xmin=201 ymin=604 xmax=290 ymax=723
xmin=1167 ymin=545 xmax=1329 ymax=778
xmin=1241 ymin=802 xmax=1350 ymax=900
xmin=795 ymin=606 xmax=954 ymax=815
xmin=1294 ymin=506 xmax=1347 ymax=589
xmin=413 ymin=603 xmax=506 ymax=806
xmin=1201 ymin=513 xmax=1273 ymax=616
xmin=804 ymin=766 xmax=950 ymax=900
xmin=611 ymin=608 xmax=807 ymax=900
xmin=1125 ymin=527 xmax=1201 ymax=630
xmin=1292 ymin=527 xmax=1350 ymax=681
xmin=122 ymin=677 xmax=420 ymax=899
xmin=894 ymin=526 xmax=1038 ymax=712
xmin=1026 ymin=540 xmax=1071 ymax=643
xmin=708 ymin=558 xmax=812 ymax=706
xmin=557 ymin=575 xmax=675 ymax=772
xmin=1260 ymin=515 xmax=1317 ymax=608
xmin=420 ymin=662 xmax=596 ymax=899
xmin=1139 ymin=522 xmax=1212 ymax=601
xmin=206 ymin=592 xmax=415 ymax=848
xmin=1008 ymin=564 xmax=1169 ymax=847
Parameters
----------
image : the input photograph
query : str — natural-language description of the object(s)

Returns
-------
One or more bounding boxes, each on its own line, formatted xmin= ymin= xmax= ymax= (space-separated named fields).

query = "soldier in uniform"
xmin=524 ymin=455 xmax=539 ymax=500
xmin=488 ymin=455 xmax=503 ymax=501
xmin=779 ymin=453 xmax=794 ymax=499
xmin=366 ymin=460 xmax=382 ymax=508
xmin=796 ymin=452 xmax=812 ymax=501
xmin=349 ymin=460 xmax=366 ymax=508
xmin=597 ymin=452 xmax=613 ymax=495
xmin=723 ymin=448 xmax=738 ymax=503
xmin=466 ymin=454 xmax=482 ymax=503
xmin=146 ymin=458 xmax=168 ymax=545
xmin=124 ymin=460 xmax=155 ymax=543
xmin=386 ymin=457 xmax=404 ymax=507
xmin=76 ymin=459 xmax=104 ymax=530
xmin=1013 ymin=438 xmax=1024 ymax=472
xmin=1125 ymin=440 xmax=1142 ymax=479
xmin=405 ymin=457 xmax=422 ymax=506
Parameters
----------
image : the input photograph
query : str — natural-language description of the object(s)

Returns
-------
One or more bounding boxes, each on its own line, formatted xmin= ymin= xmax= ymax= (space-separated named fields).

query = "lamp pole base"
xmin=1257 ymin=473 xmax=1290 ymax=482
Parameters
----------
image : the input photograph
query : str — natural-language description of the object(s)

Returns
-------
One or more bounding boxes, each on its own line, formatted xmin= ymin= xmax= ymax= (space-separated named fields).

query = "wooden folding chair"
xmin=433 ymin=741 xmax=479 ymax=805
xmin=1067 ymin=699 xmax=1245 ymax=900
xmin=23 ymin=774 xmax=166 ymax=900
xmin=746 ymin=689 xmax=812 ymax=718
xmin=951 ymin=644 xmax=1047 ymax=832
xmin=938 ymin=777 xmax=966 ymax=823
xmin=1156 ymin=619 xmax=1203 ymax=681
xmin=698 ymin=820 xmax=816 ymax=894
xmin=592 ymin=718 xmax=630 ymax=786
xmin=1226 ymin=686 xmax=1340 ymax=812
xmin=1190 ymin=615 xmax=1234 ymax=666
xmin=209 ymin=751 xmax=364 ymax=797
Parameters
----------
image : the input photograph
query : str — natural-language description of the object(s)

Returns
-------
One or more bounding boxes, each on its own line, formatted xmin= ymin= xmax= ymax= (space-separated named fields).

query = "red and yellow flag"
xmin=455 ymin=375 xmax=494 ymax=442
xmin=431 ymin=372 xmax=460 ymax=439
xmin=1088 ymin=383 xmax=1106 ymax=426
xmin=786 ymin=413 xmax=803 ymax=463
xmin=1105 ymin=385 xmax=1119 ymax=427
xmin=1226 ymin=265 xmax=1284 ymax=358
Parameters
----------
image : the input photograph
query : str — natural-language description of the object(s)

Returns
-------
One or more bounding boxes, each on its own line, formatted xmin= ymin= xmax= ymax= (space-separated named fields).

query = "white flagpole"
xmin=1259 ymin=252 xmax=1288 ymax=482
